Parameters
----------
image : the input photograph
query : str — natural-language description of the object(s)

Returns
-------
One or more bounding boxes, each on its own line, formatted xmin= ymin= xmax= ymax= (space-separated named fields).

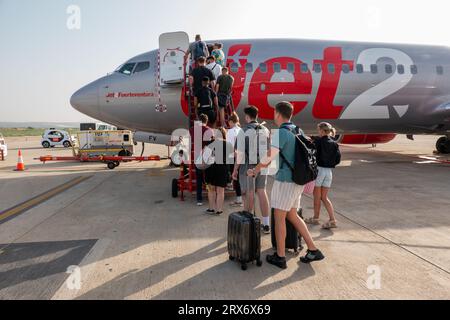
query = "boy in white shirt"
xmin=206 ymin=56 xmax=222 ymax=83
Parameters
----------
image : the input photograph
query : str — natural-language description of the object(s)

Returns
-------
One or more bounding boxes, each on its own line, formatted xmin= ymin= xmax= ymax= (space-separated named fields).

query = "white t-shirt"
xmin=227 ymin=126 xmax=241 ymax=149
xmin=206 ymin=62 xmax=222 ymax=81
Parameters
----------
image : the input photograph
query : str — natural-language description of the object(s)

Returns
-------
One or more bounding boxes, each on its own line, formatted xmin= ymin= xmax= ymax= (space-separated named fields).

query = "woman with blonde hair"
xmin=305 ymin=122 xmax=341 ymax=229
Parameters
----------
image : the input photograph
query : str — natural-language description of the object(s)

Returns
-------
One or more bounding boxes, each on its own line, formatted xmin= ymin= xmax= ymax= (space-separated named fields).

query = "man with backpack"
xmin=190 ymin=57 xmax=216 ymax=95
xmin=185 ymin=34 xmax=209 ymax=69
xmin=247 ymin=101 xmax=325 ymax=269
xmin=206 ymin=56 xmax=222 ymax=83
xmin=194 ymin=77 xmax=218 ymax=127
xmin=233 ymin=106 xmax=271 ymax=234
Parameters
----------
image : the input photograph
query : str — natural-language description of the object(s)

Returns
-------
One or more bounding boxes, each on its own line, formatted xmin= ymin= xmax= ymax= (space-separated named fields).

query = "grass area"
xmin=0 ymin=128 xmax=75 ymax=137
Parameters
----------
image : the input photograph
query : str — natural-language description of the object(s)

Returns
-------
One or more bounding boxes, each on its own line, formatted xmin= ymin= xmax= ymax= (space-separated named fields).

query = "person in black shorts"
xmin=204 ymin=127 xmax=233 ymax=216
xmin=215 ymin=67 xmax=234 ymax=127
xmin=194 ymin=77 xmax=218 ymax=127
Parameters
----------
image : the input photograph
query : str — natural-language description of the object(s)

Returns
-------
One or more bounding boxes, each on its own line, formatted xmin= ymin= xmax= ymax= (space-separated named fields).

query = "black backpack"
xmin=279 ymin=126 xmax=318 ymax=186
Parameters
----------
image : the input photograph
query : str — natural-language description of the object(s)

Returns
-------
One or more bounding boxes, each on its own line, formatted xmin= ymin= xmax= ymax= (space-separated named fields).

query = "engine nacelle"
xmin=336 ymin=134 xmax=397 ymax=145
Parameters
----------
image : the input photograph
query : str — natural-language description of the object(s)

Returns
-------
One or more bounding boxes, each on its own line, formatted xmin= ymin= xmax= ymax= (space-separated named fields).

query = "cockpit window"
xmin=116 ymin=63 xmax=136 ymax=75
xmin=134 ymin=61 xmax=150 ymax=73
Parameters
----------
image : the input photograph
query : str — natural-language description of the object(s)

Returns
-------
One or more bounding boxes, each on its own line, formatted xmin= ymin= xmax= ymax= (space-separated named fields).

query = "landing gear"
xmin=436 ymin=137 xmax=450 ymax=154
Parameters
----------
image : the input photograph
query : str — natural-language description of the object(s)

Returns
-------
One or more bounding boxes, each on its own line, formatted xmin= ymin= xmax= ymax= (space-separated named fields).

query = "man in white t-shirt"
xmin=206 ymin=56 xmax=222 ymax=83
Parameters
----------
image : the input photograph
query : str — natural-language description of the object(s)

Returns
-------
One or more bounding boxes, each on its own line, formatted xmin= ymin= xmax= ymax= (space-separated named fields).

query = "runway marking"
xmin=51 ymin=238 xmax=112 ymax=300
xmin=0 ymin=175 xmax=91 ymax=225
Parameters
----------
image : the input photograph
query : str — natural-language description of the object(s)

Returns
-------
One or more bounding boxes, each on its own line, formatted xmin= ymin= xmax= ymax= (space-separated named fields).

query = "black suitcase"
xmin=271 ymin=208 xmax=304 ymax=254
xmin=227 ymin=211 xmax=262 ymax=271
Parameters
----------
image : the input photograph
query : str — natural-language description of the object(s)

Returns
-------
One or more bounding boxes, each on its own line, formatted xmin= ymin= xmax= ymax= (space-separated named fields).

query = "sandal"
xmin=322 ymin=220 xmax=338 ymax=229
xmin=304 ymin=217 xmax=321 ymax=225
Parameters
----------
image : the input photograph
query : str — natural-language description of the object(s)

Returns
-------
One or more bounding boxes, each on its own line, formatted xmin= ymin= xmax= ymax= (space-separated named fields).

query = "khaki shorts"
xmin=271 ymin=180 xmax=304 ymax=212
xmin=239 ymin=173 xmax=267 ymax=193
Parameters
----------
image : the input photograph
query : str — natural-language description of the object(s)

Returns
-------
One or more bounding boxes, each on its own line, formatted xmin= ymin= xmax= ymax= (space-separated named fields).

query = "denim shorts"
xmin=315 ymin=167 xmax=333 ymax=188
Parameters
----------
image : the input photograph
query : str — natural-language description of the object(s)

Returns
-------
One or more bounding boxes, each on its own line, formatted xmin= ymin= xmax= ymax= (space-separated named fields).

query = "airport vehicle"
xmin=36 ymin=154 xmax=161 ymax=170
xmin=71 ymin=32 xmax=450 ymax=154
xmin=80 ymin=122 xmax=117 ymax=131
xmin=41 ymin=129 xmax=74 ymax=148
xmin=75 ymin=130 xmax=134 ymax=157
xmin=0 ymin=133 xmax=7 ymax=159
xmin=37 ymin=129 xmax=162 ymax=169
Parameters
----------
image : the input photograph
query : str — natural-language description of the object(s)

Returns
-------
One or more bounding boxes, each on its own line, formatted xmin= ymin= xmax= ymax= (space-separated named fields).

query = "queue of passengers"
xmin=190 ymin=101 xmax=341 ymax=269
xmin=184 ymin=35 xmax=340 ymax=269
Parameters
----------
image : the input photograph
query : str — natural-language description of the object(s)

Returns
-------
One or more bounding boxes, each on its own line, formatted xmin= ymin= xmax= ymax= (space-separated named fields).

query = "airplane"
xmin=70 ymin=32 xmax=450 ymax=154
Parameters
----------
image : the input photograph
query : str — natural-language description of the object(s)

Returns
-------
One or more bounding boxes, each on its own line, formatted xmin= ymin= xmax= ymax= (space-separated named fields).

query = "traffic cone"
xmin=14 ymin=149 xmax=25 ymax=171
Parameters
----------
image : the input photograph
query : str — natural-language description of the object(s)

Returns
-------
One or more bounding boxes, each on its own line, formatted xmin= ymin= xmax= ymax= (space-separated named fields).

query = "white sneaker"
xmin=197 ymin=202 xmax=203 ymax=206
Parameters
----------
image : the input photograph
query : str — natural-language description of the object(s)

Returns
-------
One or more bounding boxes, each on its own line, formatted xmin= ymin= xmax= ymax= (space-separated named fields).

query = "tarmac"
xmin=0 ymin=135 xmax=449 ymax=300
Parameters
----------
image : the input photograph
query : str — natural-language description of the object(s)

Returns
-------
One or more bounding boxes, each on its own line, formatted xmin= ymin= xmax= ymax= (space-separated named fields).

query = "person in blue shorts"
xmin=305 ymin=122 xmax=341 ymax=230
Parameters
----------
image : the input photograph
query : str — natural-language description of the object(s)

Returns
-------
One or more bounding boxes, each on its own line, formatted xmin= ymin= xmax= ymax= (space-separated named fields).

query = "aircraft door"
xmin=159 ymin=32 xmax=190 ymax=85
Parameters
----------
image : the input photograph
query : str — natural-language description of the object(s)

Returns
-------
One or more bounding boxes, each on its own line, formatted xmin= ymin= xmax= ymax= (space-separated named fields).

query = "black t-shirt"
xmin=195 ymin=87 xmax=217 ymax=107
xmin=191 ymin=66 xmax=215 ymax=93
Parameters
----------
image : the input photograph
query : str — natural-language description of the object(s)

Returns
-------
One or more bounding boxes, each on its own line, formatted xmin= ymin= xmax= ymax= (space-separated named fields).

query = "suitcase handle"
xmin=247 ymin=175 xmax=257 ymax=217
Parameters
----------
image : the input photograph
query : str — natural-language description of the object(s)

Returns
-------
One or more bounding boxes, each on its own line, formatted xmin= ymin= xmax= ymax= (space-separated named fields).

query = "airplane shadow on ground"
xmin=0 ymin=240 xmax=97 ymax=299
xmin=76 ymin=238 xmax=315 ymax=300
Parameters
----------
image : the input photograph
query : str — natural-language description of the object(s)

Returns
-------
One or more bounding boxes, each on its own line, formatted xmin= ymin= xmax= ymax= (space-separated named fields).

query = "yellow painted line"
xmin=0 ymin=175 xmax=91 ymax=224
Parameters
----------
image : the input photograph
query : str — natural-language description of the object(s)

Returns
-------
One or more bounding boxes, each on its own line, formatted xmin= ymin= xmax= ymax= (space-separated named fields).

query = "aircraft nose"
xmin=70 ymin=83 xmax=100 ymax=118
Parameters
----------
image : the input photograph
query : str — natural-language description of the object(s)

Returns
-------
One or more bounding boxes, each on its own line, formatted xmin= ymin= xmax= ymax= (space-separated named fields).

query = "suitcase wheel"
xmin=241 ymin=263 xmax=248 ymax=271
xmin=256 ymin=260 xmax=263 ymax=267
xmin=229 ymin=255 xmax=235 ymax=261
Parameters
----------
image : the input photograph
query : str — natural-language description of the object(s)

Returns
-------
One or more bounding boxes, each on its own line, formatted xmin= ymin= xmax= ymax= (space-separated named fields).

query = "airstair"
xmin=159 ymin=32 xmax=235 ymax=201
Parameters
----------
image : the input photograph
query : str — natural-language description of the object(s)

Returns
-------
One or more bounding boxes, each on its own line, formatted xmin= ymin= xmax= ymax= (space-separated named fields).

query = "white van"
xmin=0 ymin=134 xmax=7 ymax=157
xmin=41 ymin=129 xmax=74 ymax=148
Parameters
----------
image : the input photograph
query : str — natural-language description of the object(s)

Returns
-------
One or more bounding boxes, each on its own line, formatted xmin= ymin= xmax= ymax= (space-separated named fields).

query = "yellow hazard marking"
xmin=0 ymin=176 xmax=91 ymax=223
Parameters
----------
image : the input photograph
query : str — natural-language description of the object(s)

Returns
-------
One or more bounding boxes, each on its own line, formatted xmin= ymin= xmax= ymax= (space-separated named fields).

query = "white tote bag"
xmin=195 ymin=146 xmax=215 ymax=170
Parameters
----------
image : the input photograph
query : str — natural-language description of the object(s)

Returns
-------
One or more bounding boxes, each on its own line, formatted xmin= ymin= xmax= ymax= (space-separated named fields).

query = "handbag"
xmin=303 ymin=180 xmax=316 ymax=195
xmin=195 ymin=146 xmax=215 ymax=170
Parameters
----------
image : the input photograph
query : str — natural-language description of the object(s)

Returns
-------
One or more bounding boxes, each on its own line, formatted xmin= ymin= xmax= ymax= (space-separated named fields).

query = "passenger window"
xmin=370 ymin=64 xmax=378 ymax=74
xmin=274 ymin=63 xmax=281 ymax=73
xmin=328 ymin=63 xmax=335 ymax=74
xmin=287 ymin=63 xmax=295 ymax=74
xmin=259 ymin=63 xmax=267 ymax=73
xmin=397 ymin=64 xmax=405 ymax=74
xmin=411 ymin=65 xmax=418 ymax=74
xmin=124 ymin=134 xmax=130 ymax=142
xmin=356 ymin=64 xmax=364 ymax=74
xmin=342 ymin=64 xmax=350 ymax=74
xmin=301 ymin=63 xmax=309 ymax=73
xmin=385 ymin=64 xmax=393 ymax=74
xmin=134 ymin=61 xmax=150 ymax=73
xmin=313 ymin=63 xmax=322 ymax=73
xmin=230 ymin=62 xmax=239 ymax=73
xmin=245 ymin=63 xmax=253 ymax=72
xmin=116 ymin=63 xmax=136 ymax=75
xmin=437 ymin=66 xmax=444 ymax=75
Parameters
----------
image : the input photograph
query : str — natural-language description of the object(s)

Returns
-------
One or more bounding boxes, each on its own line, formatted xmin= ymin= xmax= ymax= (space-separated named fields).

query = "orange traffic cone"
xmin=14 ymin=149 xmax=26 ymax=171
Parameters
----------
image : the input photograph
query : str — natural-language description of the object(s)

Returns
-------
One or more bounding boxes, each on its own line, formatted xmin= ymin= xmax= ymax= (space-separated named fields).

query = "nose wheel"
xmin=436 ymin=137 xmax=450 ymax=154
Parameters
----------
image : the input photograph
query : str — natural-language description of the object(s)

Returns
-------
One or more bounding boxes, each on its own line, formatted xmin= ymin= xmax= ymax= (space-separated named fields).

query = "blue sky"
xmin=1 ymin=0 xmax=449 ymax=122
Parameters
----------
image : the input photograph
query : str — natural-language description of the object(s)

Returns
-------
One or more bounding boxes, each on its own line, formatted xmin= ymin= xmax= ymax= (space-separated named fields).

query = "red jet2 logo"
xmin=182 ymin=45 xmax=414 ymax=120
